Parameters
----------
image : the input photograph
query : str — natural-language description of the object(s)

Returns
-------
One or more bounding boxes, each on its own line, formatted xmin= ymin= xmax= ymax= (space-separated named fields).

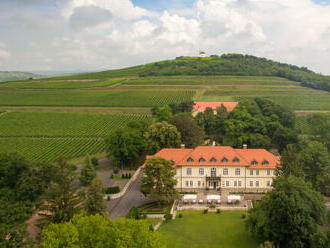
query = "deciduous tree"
xmin=79 ymin=155 xmax=96 ymax=186
xmin=86 ymin=177 xmax=106 ymax=215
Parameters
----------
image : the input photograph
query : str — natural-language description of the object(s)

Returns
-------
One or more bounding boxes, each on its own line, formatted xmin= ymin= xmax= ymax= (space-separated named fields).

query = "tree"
xmin=246 ymin=176 xmax=326 ymax=248
xmin=142 ymin=157 xmax=177 ymax=204
xmin=145 ymin=122 xmax=181 ymax=154
xmin=171 ymin=115 xmax=204 ymax=148
xmin=298 ymin=141 xmax=330 ymax=194
xmin=86 ymin=177 xmax=106 ymax=215
xmin=106 ymin=125 xmax=146 ymax=168
xmin=307 ymin=113 xmax=330 ymax=150
xmin=39 ymin=158 xmax=84 ymax=225
xmin=273 ymin=126 xmax=298 ymax=151
xmin=151 ymin=105 xmax=172 ymax=122
xmin=41 ymin=213 xmax=164 ymax=248
xmin=280 ymin=144 xmax=304 ymax=177
xmin=311 ymin=229 xmax=330 ymax=248
xmin=79 ymin=155 xmax=96 ymax=186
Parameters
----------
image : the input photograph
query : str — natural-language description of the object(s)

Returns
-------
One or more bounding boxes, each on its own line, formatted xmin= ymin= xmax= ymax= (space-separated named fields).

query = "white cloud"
xmin=0 ymin=0 xmax=330 ymax=74
xmin=0 ymin=49 xmax=11 ymax=59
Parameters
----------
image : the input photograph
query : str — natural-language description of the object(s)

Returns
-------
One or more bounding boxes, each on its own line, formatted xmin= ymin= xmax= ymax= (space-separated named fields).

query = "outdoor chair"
xmin=216 ymin=199 xmax=221 ymax=204
xmin=198 ymin=199 xmax=203 ymax=204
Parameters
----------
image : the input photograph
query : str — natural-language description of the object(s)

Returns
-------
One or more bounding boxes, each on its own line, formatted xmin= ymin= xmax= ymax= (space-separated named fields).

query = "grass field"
xmin=158 ymin=211 xmax=259 ymax=248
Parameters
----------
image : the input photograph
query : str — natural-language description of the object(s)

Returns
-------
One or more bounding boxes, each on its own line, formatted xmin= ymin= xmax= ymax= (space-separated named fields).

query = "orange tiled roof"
xmin=193 ymin=101 xmax=238 ymax=113
xmin=143 ymin=146 xmax=280 ymax=169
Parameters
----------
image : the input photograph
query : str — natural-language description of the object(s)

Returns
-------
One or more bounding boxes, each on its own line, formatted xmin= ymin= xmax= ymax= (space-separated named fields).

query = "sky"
xmin=0 ymin=0 xmax=330 ymax=74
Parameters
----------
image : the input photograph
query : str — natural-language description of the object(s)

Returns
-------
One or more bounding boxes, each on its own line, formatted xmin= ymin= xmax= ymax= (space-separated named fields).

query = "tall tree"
xmin=142 ymin=157 xmax=177 ymax=204
xmin=280 ymin=144 xmax=304 ymax=177
xmin=246 ymin=176 xmax=326 ymax=248
xmin=79 ymin=155 xmax=96 ymax=186
xmin=39 ymin=158 xmax=84 ymax=226
xmin=86 ymin=177 xmax=106 ymax=215
xmin=171 ymin=115 xmax=204 ymax=148
xmin=145 ymin=121 xmax=181 ymax=154
xmin=106 ymin=125 xmax=146 ymax=168
xmin=41 ymin=213 xmax=164 ymax=248
xmin=151 ymin=105 xmax=172 ymax=122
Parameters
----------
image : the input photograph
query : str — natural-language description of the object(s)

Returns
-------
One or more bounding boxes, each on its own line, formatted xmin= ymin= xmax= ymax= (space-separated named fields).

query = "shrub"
xmin=149 ymin=225 xmax=154 ymax=232
xmin=107 ymin=195 xmax=110 ymax=201
xmin=235 ymin=200 xmax=240 ymax=205
xmin=110 ymin=174 xmax=114 ymax=179
xmin=216 ymin=209 xmax=221 ymax=214
xmin=165 ymin=213 xmax=172 ymax=222
xmin=91 ymin=157 xmax=99 ymax=166
xmin=203 ymin=209 xmax=208 ymax=214
xmin=241 ymin=214 xmax=246 ymax=219
xmin=128 ymin=173 xmax=132 ymax=179
xmin=121 ymin=174 xmax=125 ymax=179
xmin=178 ymin=213 xmax=183 ymax=218
xmin=113 ymin=167 xmax=119 ymax=174
xmin=209 ymin=205 xmax=215 ymax=208
xmin=105 ymin=186 xmax=120 ymax=194
xmin=126 ymin=206 xmax=140 ymax=219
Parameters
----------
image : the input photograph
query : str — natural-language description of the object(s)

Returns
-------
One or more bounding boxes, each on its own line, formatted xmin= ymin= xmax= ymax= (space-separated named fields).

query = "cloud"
xmin=69 ymin=5 xmax=113 ymax=31
xmin=0 ymin=0 xmax=330 ymax=75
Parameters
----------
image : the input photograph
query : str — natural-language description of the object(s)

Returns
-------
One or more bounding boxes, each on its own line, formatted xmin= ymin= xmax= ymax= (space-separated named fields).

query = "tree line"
xmin=139 ymin=54 xmax=330 ymax=92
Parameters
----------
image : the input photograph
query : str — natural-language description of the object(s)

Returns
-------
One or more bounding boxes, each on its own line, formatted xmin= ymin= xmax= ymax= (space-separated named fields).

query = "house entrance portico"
xmin=206 ymin=176 xmax=221 ymax=190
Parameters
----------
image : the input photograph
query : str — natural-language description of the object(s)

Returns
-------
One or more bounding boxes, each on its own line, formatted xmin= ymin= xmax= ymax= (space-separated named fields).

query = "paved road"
xmin=106 ymin=172 xmax=153 ymax=220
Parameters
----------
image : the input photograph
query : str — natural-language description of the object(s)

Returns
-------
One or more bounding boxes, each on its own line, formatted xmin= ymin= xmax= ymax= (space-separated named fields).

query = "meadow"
xmin=158 ymin=211 xmax=259 ymax=248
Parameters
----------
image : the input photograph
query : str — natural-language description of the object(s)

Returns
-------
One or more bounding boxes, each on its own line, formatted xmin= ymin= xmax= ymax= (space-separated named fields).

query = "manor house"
xmin=145 ymin=145 xmax=280 ymax=192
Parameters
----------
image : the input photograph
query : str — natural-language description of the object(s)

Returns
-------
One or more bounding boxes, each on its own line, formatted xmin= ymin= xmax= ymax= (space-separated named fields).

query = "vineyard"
xmin=0 ymin=89 xmax=195 ymax=107
xmin=0 ymin=137 xmax=106 ymax=163
xmin=0 ymin=111 xmax=151 ymax=137
xmin=0 ymin=112 xmax=151 ymax=163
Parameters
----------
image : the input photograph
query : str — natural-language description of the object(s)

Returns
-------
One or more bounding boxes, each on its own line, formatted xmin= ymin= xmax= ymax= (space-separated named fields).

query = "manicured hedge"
xmin=105 ymin=186 xmax=120 ymax=194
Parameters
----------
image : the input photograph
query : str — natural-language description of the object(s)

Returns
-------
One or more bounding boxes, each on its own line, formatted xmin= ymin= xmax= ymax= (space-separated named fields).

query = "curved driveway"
xmin=106 ymin=172 xmax=153 ymax=220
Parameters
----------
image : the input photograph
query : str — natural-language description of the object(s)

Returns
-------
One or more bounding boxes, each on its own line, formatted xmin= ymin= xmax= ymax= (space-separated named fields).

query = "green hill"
xmin=48 ymin=54 xmax=330 ymax=92
xmin=0 ymin=71 xmax=42 ymax=82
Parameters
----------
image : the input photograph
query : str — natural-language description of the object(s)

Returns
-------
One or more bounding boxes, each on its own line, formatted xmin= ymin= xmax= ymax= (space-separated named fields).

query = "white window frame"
xmin=267 ymin=181 xmax=271 ymax=187
xmin=223 ymin=168 xmax=228 ymax=175
xmin=256 ymin=169 xmax=259 ymax=176
xmin=198 ymin=181 xmax=201 ymax=187
xmin=250 ymin=181 xmax=253 ymax=187
xmin=235 ymin=168 xmax=240 ymax=175
xmin=185 ymin=181 xmax=189 ymax=187
xmin=234 ymin=181 xmax=237 ymax=187
xmin=238 ymin=181 xmax=242 ymax=187
xmin=186 ymin=168 xmax=192 ymax=175
xmin=199 ymin=168 xmax=204 ymax=175
xmin=250 ymin=170 xmax=253 ymax=176
xmin=267 ymin=170 xmax=270 ymax=175
xmin=256 ymin=181 xmax=259 ymax=187
xmin=190 ymin=181 xmax=193 ymax=187
xmin=211 ymin=168 xmax=217 ymax=177
xmin=226 ymin=181 xmax=230 ymax=187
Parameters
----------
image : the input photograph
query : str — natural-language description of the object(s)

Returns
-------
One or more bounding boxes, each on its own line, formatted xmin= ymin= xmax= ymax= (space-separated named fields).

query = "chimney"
xmin=181 ymin=144 xmax=185 ymax=149
xmin=243 ymin=144 xmax=247 ymax=149
xmin=212 ymin=141 xmax=216 ymax=146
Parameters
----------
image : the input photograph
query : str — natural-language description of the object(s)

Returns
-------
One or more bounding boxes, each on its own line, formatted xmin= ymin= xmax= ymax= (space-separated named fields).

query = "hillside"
xmin=0 ymin=71 xmax=42 ymax=82
xmin=47 ymin=54 xmax=330 ymax=92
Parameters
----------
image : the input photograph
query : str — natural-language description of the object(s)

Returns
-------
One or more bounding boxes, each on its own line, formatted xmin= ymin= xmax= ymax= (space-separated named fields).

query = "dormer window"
xmin=233 ymin=157 xmax=240 ymax=163
xmin=262 ymin=160 xmax=269 ymax=166
xmin=199 ymin=158 xmax=205 ymax=163
xmin=252 ymin=160 xmax=258 ymax=166
xmin=210 ymin=157 xmax=217 ymax=163
xmin=187 ymin=157 xmax=194 ymax=163
xmin=221 ymin=157 xmax=228 ymax=163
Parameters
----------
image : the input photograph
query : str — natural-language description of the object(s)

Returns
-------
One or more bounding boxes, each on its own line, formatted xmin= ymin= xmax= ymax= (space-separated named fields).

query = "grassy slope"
xmin=0 ymin=71 xmax=41 ymax=82
xmin=159 ymin=211 xmax=259 ymax=248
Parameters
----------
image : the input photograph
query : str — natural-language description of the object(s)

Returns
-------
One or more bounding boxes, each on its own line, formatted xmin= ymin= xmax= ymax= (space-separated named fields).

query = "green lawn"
xmin=158 ymin=211 xmax=259 ymax=248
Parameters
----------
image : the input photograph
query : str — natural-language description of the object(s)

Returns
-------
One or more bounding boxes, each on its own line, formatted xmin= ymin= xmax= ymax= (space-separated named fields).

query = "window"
xmin=234 ymin=181 xmax=237 ymax=187
xmin=273 ymin=170 xmax=277 ymax=176
xmin=185 ymin=181 xmax=189 ymax=187
xmin=238 ymin=181 xmax=242 ymax=187
xmin=267 ymin=181 xmax=271 ymax=187
xmin=174 ymin=169 xmax=177 ymax=175
xmin=250 ymin=170 xmax=253 ymax=176
xmin=211 ymin=168 xmax=217 ymax=177
xmin=199 ymin=157 xmax=205 ymax=163
xmin=233 ymin=157 xmax=240 ymax=163
xmin=250 ymin=181 xmax=253 ymax=187
xmin=226 ymin=181 xmax=230 ymax=187
xmin=198 ymin=181 xmax=201 ymax=187
xmin=199 ymin=168 xmax=204 ymax=175
xmin=267 ymin=170 xmax=270 ymax=175
xmin=223 ymin=168 xmax=228 ymax=175
xmin=235 ymin=168 xmax=240 ymax=175
xmin=262 ymin=160 xmax=269 ymax=166
xmin=186 ymin=168 xmax=192 ymax=175
xmin=190 ymin=181 xmax=193 ymax=187
xmin=210 ymin=157 xmax=217 ymax=163
xmin=252 ymin=160 xmax=258 ymax=166
xmin=187 ymin=157 xmax=194 ymax=163
xmin=256 ymin=170 xmax=259 ymax=176
xmin=221 ymin=157 xmax=228 ymax=163
xmin=256 ymin=181 xmax=259 ymax=187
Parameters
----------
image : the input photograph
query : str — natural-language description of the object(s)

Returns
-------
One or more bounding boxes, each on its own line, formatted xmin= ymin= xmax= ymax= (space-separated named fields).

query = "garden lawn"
xmin=158 ymin=211 xmax=259 ymax=248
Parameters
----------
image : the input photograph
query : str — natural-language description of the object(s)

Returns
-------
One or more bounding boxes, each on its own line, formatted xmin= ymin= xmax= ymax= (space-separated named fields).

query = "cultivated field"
xmin=1 ymin=72 xmax=329 ymax=163
xmin=158 ymin=211 xmax=259 ymax=248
